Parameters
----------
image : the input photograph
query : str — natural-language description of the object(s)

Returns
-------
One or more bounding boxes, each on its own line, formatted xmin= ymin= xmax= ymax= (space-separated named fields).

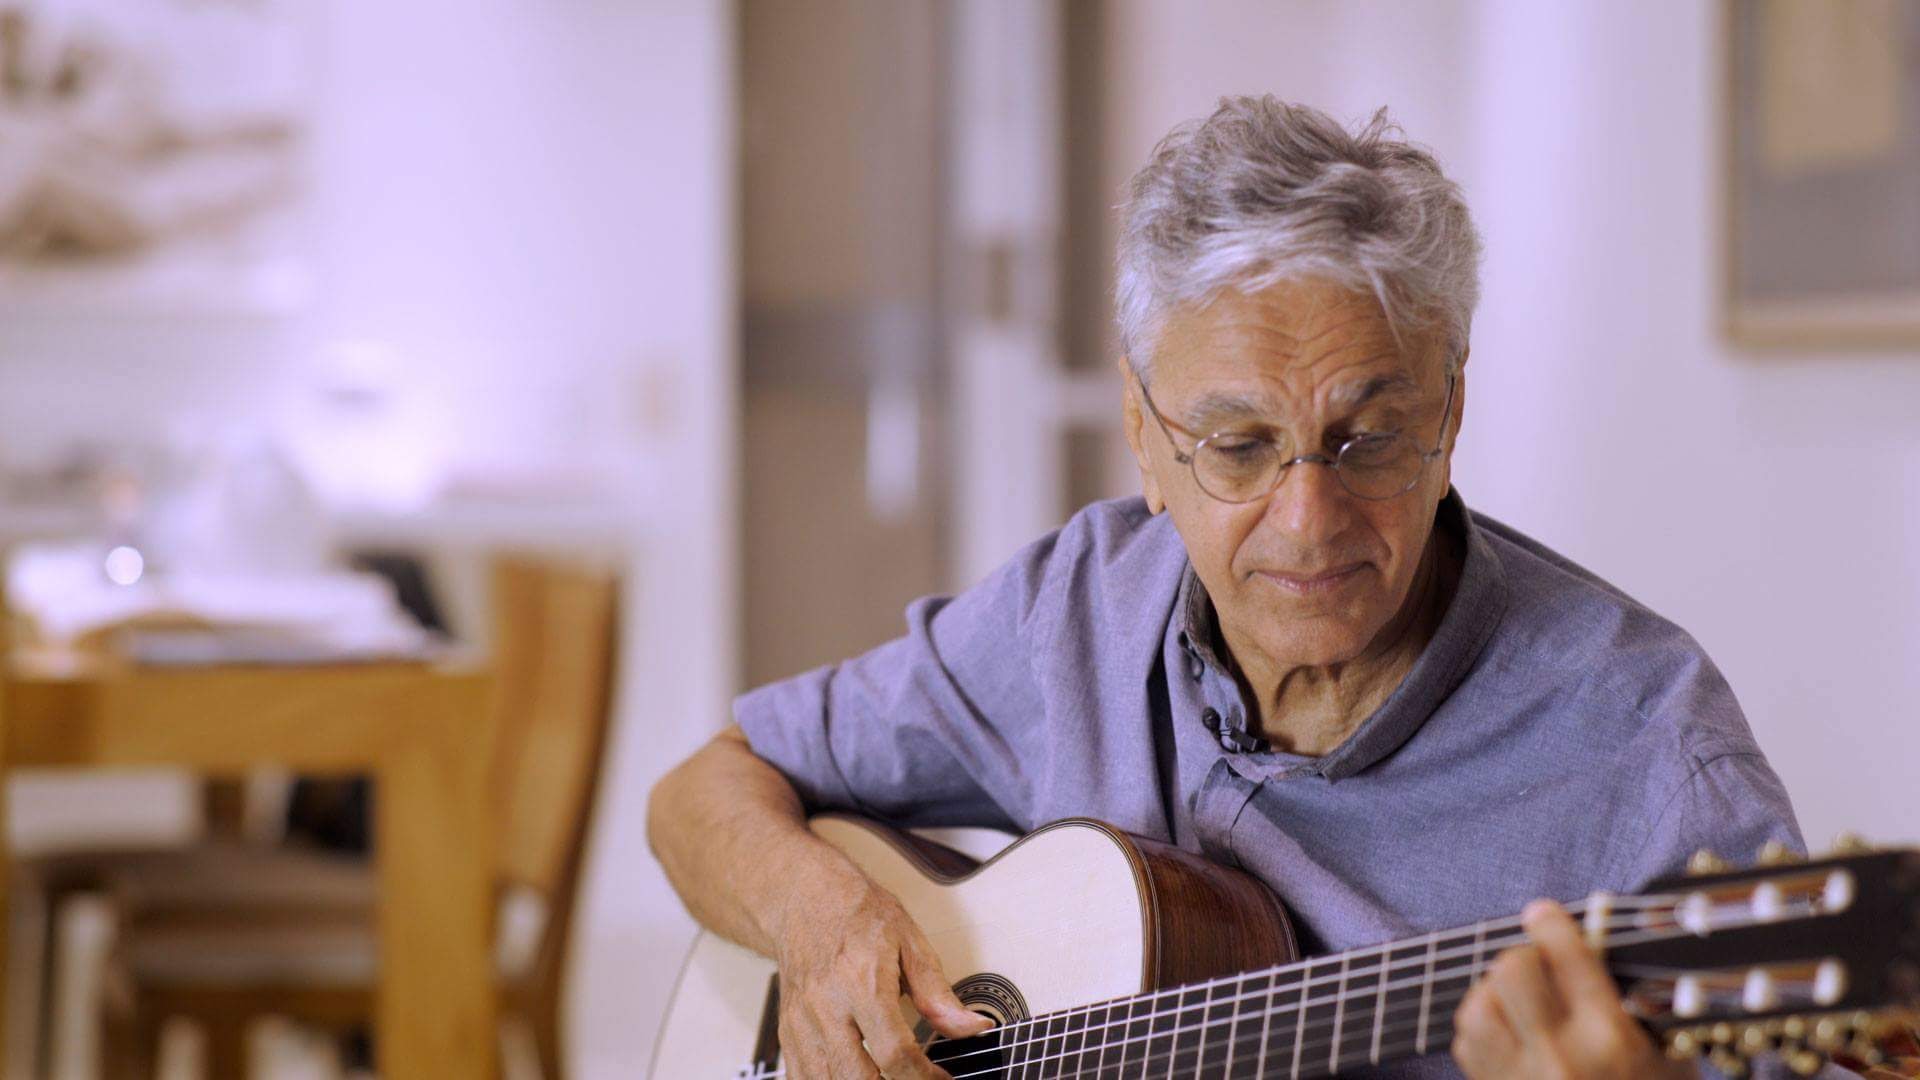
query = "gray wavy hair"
xmin=1116 ymin=97 xmax=1482 ymax=380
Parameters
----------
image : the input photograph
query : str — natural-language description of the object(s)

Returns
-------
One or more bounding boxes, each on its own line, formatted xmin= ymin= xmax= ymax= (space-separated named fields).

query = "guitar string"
xmin=892 ymin=893 xmax=1678 ymax=1074
xmin=943 ymin=915 xmax=1786 ymax=1080
xmin=734 ymin=905 xmax=1686 ymax=1080
xmin=974 ymin=884 xmax=1822 ymax=1077
xmin=1052 ymin=951 xmax=1765 ymax=1080
xmin=734 ymin=916 xmax=1530 ymax=1080
xmin=1043 ymin=979 xmax=1484 ymax=1080
xmin=977 ymin=914 xmax=1783 ymax=1080
xmin=955 ymin=932 xmax=1548 ymax=1079
xmin=902 ymin=899 xmax=1681 ymax=1076
xmin=734 ymin=899 xmax=1691 ymax=1080
xmin=1046 ymin=962 xmax=1771 ymax=1080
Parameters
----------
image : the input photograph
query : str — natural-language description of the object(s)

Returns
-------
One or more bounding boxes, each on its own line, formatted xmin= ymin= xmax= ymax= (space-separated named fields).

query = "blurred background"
xmin=2 ymin=0 xmax=1917 ymax=1076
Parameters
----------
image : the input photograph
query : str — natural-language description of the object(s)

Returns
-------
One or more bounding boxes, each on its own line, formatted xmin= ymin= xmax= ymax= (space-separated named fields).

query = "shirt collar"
xmin=1172 ymin=486 xmax=1509 ymax=779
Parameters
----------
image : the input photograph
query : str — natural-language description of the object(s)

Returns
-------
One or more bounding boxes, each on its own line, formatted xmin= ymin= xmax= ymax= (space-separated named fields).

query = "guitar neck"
xmin=987 ymin=909 xmax=1530 ymax=1078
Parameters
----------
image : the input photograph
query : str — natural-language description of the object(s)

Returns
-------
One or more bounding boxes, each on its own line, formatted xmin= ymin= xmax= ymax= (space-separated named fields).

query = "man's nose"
xmin=1262 ymin=456 xmax=1355 ymax=546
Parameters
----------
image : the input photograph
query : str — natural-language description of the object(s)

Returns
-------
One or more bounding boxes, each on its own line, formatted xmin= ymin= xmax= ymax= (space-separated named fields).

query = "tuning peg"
xmin=1666 ymin=1029 xmax=1701 ymax=1060
xmin=1785 ymin=1049 xmax=1825 ymax=1076
xmin=1757 ymin=840 xmax=1801 ymax=866
xmin=1811 ymin=1016 xmax=1846 ymax=1051
xmin=1848 ymin=1037 xmax=1886 ymax=1067
xmin=1708 ymin=1046 xmax=1749 ymax=1077
xmin=1830 ymin=832 xmax=1872 ymax=855
xmin=1743 ymin=970 xmax=1780 ymax=1012
xmin=1689 ymin=849 xmax=1732 ymax=875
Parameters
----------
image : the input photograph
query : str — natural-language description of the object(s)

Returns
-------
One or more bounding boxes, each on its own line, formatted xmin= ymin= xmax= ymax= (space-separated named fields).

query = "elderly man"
xmin=650 ymin=97 xmax=1813 ymax=1079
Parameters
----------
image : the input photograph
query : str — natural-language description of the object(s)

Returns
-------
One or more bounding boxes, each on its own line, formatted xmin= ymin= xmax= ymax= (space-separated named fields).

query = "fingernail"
xmin=1522 ymin=900 xmax=1554 ymax=925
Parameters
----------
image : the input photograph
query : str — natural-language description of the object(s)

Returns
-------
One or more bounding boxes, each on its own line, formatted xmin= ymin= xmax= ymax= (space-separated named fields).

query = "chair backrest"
xmin=484 ymin=556 xmax=622 ymax=910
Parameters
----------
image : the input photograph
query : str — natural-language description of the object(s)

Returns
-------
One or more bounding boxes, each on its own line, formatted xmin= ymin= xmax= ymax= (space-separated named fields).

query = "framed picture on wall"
xmin=1724 ymin=0 xmax=1920 ymax=347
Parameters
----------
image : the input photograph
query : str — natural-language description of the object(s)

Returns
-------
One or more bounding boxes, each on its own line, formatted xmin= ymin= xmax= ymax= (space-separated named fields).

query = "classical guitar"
xmin=651 ymin=815 xmax=1920 ymax=1078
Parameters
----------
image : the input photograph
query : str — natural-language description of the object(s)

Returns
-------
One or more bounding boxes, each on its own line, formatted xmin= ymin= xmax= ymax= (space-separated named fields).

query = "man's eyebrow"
xmin=1182 ymin=373 xmax=1421 ymax=429
xmin=1329 ymin=372 xmax=1421 ymax=410
xmin=1185 ymin=391 xmax=1281 ymax=430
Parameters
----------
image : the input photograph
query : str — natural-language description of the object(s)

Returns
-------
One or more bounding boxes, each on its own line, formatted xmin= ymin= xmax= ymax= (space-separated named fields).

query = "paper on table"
xmin=7 ymin=544 xmax=433 ymax=663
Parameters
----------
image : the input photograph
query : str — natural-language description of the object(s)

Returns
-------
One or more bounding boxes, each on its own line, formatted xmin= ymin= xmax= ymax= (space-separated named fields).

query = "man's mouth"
xmin=1254 ymin=562 xmax=1367 ymax=595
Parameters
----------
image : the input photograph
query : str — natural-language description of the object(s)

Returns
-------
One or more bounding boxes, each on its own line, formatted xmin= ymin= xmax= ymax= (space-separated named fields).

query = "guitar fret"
xmin=1045 ymin=1011 xmax=1066 ymax=1079
xmin=1219 ymin=973 xmax=1241 ymax=1076
xmin=1190 ymin=980 xmax=1215 ymax=1074
xmin=1202 ymin=976 xmax=1240 ymax=1075
xmin=1167 ymin=983 xmax=1209 ymax=1076
xmin=1000 ymin=1016 xmax=1022 ymax=1076
xmin=1374 ymin=945 xmax=1390 ymax=1053
xmin=1289 ymin=958 xmax=1311 ymax=1080
xmin=1145 ymin=987 xmax=1173 ymax=1079
xmin=1347 ymin=947 xmax=1393 ymax=1069
xmin=1370 ymin=950 xmax=1389 ymax=1063
xmin=1416 ymin=929 xmax=1438 ymax=1055
xmin=1375 ymin=942 xmax=1423 ymax=1064
xmin=1063 ymin=1001 xmax=1087 ymax=1076
xmin=1098 ymin=999 xmax=1113 ymax=1068
xmin=1327 ymin=952 xmax=1351 ymax=1074
xmin=1226 ymin=971 xmax=1273 ymax=1080
xmin=1121 ymin=993 xmax=1153 ymax=1076
xmin=1255 ymin=968 xmax=1278 ymax=1079
xmin=1026 ymin=1014 xmax=1046 ymax=1079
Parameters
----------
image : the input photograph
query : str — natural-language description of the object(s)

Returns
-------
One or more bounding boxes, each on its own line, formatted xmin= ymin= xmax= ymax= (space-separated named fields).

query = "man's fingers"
xmin=1451 ymin=980 xmax=1520 ymax=1078
xmin=1522 ymin=899 xmax=1622 ymax=1010
xmin=850 ymin=993 xmax=946 ymax=1080
xmin=900 ymin=936 xmax=993 ymax=1039
xmin=1485 ymin=944 xmax=1566 ymax=1036
xmin=816 ymin=1013 xmax=883 ymax=1080
xmin=779 ymin=1012 xmax=840 ymax=1080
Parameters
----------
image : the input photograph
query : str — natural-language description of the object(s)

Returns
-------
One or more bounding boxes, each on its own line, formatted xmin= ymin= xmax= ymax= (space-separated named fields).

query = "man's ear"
xmin=1447 ymin=347 xmax=1468 ymax=451
xmin=1437 ymin=348 xmax=1468 ymax=494
xmin=1116 ymin=355 xmax=1166 ymax=514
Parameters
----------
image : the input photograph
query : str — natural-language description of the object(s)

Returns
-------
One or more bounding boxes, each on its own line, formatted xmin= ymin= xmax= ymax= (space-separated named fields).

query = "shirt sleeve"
xmin=734 ymin=529 xmax=1059 ymax=831
xmin=1622 ymin=754 xmax=1870 ymax=1080
xmin=1614 ymin=746 xmax=1808 ymax=893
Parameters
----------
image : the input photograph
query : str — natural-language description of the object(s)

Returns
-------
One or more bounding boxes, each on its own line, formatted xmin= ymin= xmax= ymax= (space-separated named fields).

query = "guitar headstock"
xmin=1605 ymin=836 xmax=1920 ymax=1077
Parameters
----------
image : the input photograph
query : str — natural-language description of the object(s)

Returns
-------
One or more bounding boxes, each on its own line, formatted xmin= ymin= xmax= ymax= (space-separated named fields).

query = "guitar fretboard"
xmin=976 ymin=917 xmax=1511 ymax=1079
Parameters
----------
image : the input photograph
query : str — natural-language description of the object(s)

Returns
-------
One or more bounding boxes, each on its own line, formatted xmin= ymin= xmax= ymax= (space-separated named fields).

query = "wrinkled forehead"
xmin=1147 ymin=280 xmax=1449 ymax=413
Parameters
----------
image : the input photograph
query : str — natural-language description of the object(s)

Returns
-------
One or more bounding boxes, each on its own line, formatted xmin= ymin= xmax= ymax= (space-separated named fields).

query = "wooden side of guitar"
xmin=650 ymin=815 xmax=1298 ymax=1078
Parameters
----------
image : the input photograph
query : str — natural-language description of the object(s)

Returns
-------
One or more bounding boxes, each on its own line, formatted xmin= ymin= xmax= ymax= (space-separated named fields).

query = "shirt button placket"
xmin=1192 ymin=758 xmax=1258 ymax=867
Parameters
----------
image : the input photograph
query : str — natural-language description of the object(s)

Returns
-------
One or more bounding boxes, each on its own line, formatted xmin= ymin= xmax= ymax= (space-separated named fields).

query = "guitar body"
xmin=651 ymin=815 xmax=1298 ymax=1078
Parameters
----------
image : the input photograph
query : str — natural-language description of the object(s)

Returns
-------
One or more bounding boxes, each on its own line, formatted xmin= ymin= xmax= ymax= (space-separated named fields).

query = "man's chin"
xmin=1243 ymin=623 xmax=1379 ymax=672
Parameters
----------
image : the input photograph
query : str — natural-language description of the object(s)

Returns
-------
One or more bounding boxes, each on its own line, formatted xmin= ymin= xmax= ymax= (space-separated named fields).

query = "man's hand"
xmin=772 ymin=864 xmax=992 ymax=1079
xmin=1452 ymin=900 xmax=1699 ymax=1080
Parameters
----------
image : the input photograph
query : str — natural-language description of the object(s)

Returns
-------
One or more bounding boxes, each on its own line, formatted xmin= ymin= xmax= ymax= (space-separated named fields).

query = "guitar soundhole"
xmin=921 ymin=972 xmax=1027 ymax=1078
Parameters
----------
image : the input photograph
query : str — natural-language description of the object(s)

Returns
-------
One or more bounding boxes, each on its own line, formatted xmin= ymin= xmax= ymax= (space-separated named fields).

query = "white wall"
xmin=1107 ymin=0 xmax=1920 ymax=851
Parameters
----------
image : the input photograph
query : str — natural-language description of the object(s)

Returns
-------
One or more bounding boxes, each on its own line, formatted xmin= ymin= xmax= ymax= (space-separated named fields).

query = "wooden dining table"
xmin=0 ymin=650 xmax=497 ymax=1077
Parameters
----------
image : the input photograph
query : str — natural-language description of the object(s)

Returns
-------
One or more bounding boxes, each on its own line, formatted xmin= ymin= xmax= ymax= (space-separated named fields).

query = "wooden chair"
xmin=43 ymin=555 xmax=622 ymax=1079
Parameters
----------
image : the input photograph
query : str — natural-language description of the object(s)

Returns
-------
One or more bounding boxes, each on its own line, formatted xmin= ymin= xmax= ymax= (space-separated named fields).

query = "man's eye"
xmin=1209 ymin=436 xmax=1269 ymax=461
xmin=1340 ymin=433 xmax=1405 ymax=466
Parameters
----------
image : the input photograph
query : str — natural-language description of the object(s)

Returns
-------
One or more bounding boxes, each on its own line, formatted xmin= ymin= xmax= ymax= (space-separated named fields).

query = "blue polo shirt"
xmin=737 ymin=489 xmax=1816 ymax=1078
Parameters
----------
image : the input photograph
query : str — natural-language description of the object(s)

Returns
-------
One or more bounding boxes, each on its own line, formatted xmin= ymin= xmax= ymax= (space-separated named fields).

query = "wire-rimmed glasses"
xmin=1137 ymin=371 xmax=1457 ymax=504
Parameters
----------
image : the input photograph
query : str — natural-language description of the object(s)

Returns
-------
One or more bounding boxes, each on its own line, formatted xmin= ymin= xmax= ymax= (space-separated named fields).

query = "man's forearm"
xmin=646 ymin=725 xmax=868 ymax=959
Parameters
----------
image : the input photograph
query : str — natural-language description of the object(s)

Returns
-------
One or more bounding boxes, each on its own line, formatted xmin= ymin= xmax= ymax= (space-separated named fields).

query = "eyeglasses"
xmin=1136 ymin=371 xmax=1457 ymax=504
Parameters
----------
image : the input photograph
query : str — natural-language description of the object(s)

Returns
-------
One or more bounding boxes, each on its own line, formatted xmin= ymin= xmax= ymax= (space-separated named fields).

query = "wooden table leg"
xmin=1 ymin=699 xmax=11 ymax=1076
xmin=375 ymin=690 xmax=496 ymax=1079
